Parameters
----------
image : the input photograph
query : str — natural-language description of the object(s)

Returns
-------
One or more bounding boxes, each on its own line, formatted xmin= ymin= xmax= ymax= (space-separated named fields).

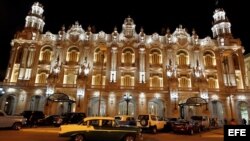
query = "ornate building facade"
xmin=0 ymin=2 xmax=249 ymax=125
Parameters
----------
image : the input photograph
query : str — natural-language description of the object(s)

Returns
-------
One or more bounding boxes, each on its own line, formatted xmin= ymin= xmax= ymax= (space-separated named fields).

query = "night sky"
xmin=0 ymin=0 xmax=249 ymax=79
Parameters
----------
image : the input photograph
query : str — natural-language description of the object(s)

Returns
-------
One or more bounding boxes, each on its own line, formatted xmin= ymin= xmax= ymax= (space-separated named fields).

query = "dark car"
xmin=164 ymin=117 xmax=178 ymax=132
xmin=54 ymin=112 xmax=86 ymax=127
xmin=37 ymin=115 xmax=60 ymax=126
xmin=59 ymin=117 xmax=143 ymax=141
xmin=21 ymin=111 xmax=45 ymax=127
xmin=172 ymin=119 xmax=201 ymax=135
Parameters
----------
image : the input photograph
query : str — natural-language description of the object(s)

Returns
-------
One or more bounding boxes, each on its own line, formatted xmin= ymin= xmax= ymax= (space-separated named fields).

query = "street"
xmin=0 ymin=127 xmax=223 ymax=141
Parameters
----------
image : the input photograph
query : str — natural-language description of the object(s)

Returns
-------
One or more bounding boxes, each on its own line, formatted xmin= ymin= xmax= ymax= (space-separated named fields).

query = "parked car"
xmin=37 ymin=115 xmax=60 ymax=126
xmin=172 ymin=119 xmax=201 ymax=135
xmin=0 ymin=110 xmax=27 ymax=130
xmin=59 ymin=116 xmax=143 ymax=141
xmin=54 ymin=112 xmax=86 ymax=127
xmin=164 ymin=117 xmax=178 ymax=132
xmin=137 ymin=114 xmax=166 ymax=133
xmin=114 ymin=115 xmax=136 ymax=126
xmin=21 ymin=111 xmax=45 ymax=127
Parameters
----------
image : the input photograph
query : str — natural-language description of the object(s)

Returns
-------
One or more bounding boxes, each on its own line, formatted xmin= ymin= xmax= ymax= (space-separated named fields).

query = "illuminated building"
xmin=0 ymin=2 xmax=249 ymax=124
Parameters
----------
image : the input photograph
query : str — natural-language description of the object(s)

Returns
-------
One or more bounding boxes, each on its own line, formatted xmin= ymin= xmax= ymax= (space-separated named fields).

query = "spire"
xmin=211 ymin=2 xmax=232 ymax=39
xmin=24 ymin=2 xmax=45 ymax=33
xmin=122 ymin=16 xmax=136 ymax=38
xmin=192 ymin=28 xmax=199 ymax=44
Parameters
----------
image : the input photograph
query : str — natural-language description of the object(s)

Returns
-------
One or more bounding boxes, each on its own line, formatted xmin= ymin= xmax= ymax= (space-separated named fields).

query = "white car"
xmin=0 ymin=110 xmax=27 ymax=130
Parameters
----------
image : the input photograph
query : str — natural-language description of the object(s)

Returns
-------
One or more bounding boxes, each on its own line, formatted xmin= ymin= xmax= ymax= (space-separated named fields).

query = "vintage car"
xmin=59 ymin=116 xmax=143 ymax=141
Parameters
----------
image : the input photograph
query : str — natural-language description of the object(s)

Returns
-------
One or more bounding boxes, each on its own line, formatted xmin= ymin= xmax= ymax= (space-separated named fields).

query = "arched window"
xmin=121 ymin=74 xmax=134 ymax=87
xmin=94 ymin=48 xmax=106 ymax=64
xmin=203 ymin=51 xmax=215 ymax=67
xmin=66 ymin=47 xmax=79 ymax=64
xmin=92 ymin=74 xmax=105 ymax=86
xmin=37 ymin=72 xmax=47 ymax=84
xmin=208 ymin=78 xmax=216 ymax=88
xmin=150 ymin=74 xmax=163 ymax=88
xmin=150 ymin=49 xmax=162 ymax=66
xmin=122 ymin=48 xmax=135 ymax=65
xmin=177 ymin=50 xmax=188 ymax=66
xmin=39 ymin=46 xmax=52 ymax=64
xmin=179 ymin=76 xmax=189 ymax=87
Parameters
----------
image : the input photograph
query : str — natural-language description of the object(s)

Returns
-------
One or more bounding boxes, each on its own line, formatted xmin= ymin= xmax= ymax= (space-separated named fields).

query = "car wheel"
xmin=152 ymin=127 xmax=157 ymax=134
xmin=12 ymin=123 xmax=22 ymax=130
xmin=124 ymin=135 xmax=135 ymax=141
xmin=140 ymin=119 xmax=148 ymax=126
xmin=74 ymin=134 xmax=85 ymax=141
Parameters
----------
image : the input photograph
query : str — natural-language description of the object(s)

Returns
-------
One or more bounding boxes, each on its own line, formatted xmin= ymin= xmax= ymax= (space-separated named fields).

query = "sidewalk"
xmin=201 ymin=128 xmax=223 ymax=138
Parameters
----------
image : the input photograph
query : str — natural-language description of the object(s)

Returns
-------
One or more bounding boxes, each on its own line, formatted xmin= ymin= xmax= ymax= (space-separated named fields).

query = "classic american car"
xmin=59 ymin=116 xmax=143 ymax=141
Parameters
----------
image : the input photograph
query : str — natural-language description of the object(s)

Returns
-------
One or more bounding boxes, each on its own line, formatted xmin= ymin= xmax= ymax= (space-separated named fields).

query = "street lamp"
xmin=98 ymin=44 xmax=107 ymax=116
xmin=123 ymin=93 xmax=132 ymax=115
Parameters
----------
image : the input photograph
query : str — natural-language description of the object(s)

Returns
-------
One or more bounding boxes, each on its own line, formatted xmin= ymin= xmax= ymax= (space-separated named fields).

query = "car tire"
xmin=74 ymin=134 xmax=85 ymax=141
xmin=12 ymin=123 xmax=22 ymax=130
xmin=152 ymin=126 xmax=157 ymax=134
xmin=140 ymin=119 xmax=148 ymax=126
xmin=124 ymin=135 xmax=135 ymax=141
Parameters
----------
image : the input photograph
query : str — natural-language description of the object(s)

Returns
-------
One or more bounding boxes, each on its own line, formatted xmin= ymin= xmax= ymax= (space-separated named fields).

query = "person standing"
xmin=230 ymin=118 xmax=237 ymax=125
xmin=242 ymin=118 xmax=247 ymax=125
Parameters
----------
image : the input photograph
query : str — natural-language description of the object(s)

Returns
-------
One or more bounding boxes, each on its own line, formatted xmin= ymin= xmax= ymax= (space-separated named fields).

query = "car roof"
xmin=115 ymin=115 xmax=134 ymax=118
xmin=84 ymin=116 xmax=114 ymax=121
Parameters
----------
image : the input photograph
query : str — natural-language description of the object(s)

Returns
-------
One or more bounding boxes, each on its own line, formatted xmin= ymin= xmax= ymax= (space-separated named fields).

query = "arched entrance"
xmin=211 ymin=100 xmax=224 ymax=126
xmin=238 ymin=101 xmax=249 ymax=125
xmin=30 ymin=95 xmax=43 ymax=111
xmin=118 ymin=99 xmax=135 ymax=116
xmin=179 ymin=97 xmax=208 ymax=120
xmin=48 ymin=93 xmax=75 ymax=115
xmin=88 ymin=97 xmax=106 ymax=116
xmin=148 ymin=98 xmax=165 ymax=118
xmin=4 ymin=95 xmax=15 ymax=115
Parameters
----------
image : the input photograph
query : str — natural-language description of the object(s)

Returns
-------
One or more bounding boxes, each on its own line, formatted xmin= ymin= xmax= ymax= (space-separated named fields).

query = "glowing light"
xmin=211 ymin=94 xmax=219 ymax=100
xmin=238 ymin=95 xmax=246 ymax=101
xmin=7 ymin=88 xmax=16 ymax=93
xmin=155 ymin=93 xmax=160 ymax=99
xmin=170 ymin=92 xmax=178 ymax=100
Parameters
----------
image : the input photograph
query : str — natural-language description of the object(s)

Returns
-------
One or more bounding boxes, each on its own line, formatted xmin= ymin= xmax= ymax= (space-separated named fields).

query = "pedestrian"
xmin=224 ymin=118 xmax=228 ymax=125
xmin=242 ymin=118 xmax=247 ymax=125
xmin=230 ymin=118 xmax=237 ymax=125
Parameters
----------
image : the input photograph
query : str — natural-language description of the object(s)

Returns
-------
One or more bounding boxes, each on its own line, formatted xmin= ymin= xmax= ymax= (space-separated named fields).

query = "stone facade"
xmin=0 ymin=2 xmax=249 ymax=125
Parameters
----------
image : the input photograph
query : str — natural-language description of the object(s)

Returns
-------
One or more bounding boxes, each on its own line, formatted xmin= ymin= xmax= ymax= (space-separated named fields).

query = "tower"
xmin=211 ymin=8 xmax=232 ymax=38
xmin=24 ymin=2 xmax=45 ymax=33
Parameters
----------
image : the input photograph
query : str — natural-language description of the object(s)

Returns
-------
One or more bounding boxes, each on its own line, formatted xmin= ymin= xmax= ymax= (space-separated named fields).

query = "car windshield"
xmin=138 ymin=115 xmax=149 ymax=120
xmin=114 ymin=117 xmax=121 ymax=120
